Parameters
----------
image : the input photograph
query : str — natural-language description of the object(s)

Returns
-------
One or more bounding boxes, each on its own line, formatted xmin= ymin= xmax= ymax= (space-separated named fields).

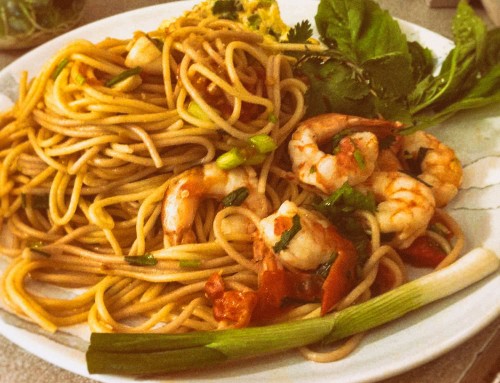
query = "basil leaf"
xmin=273 ymin=215 xmax=302 ymax=253
xmin=317 ymin=182 xmax=376 ymax=214
xmin=298 ymin=58 xmax=373 ymax=118
xmin=124 ymin=253 xmax=157 ymax=266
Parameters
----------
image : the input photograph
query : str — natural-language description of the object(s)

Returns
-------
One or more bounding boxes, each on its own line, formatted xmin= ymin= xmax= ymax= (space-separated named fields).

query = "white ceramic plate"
xmin=0 ymin=1 xmax=499 ymax=382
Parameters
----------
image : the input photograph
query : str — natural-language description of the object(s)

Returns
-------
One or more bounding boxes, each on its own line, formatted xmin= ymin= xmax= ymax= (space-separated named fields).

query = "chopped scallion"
xmin=353 ymin=148 xmax=366 ymax=169
xmin=222 ymin=187 xmax=249 ymax=207
xmin=51 ymin=58 xmax=69 ymax=80
xmin=187 ymin=101 xmax=210 ymax=121
xmin=243 ymin=152 xmax=267 ymax=165
xmin=216 ymin=148 xmax=246 ymax=170
xmin=124 ymin=253 xmax=157 ymax=266
xmin=268 ymin=113 xmax=278 ymax=123
xmin=105 ymin=67 xmax=142 ymax=87
xmin=75 ymin=74 xmax=86 ymax=85
xmin=248 ymin=134 xmax=277 ymax=154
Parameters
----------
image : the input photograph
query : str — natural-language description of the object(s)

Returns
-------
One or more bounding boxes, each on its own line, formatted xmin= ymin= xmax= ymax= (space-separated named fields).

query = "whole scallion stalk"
xmin=86 ymin=247 xmax=499 ymax=376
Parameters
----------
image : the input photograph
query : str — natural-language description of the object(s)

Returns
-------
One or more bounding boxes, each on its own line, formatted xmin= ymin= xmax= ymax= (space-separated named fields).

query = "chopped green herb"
xmin=258 ymin=0 xmax=273 ymax=7
xmin=273 ymin=214 xmax=302 ymax=253
xmin=331 ymin=130 xmax=352 ymax=154
xmin=316 ymin=253 xmax=338 ymax=279
xmin=405 ymin=147 xmax=430 ymax=175
xmin=187 ymin=101 xmax=210 ymax=121
xmin=353 ymin=148 xmax=366 ymax=169
xmin=221 ymin=187 xmax=249 ymax=207
xmin=317 ymin=182 xmax=376 ymax=215
xmin=212 ymin=0 xmax=242 ymax=20
xmin=124 ymin=253 xmax=157 ymax=266
xmin=248 ymin=134 xmax=277 ymax=154
xmin=75 ymin=74 xmax=86 ymax=85
xmin=243 ymin=152 xmax=267 ymax=165
xmin=286 ymin=20 xmax=313 ymax=44
xmin=146 ymin=34 xmax=164 ymax=51
xmin=52 ymin=58 xmax=69 ymax=80
xmin=216 ymin=147 xmax=246 ymax=170
xmin=248 ymin=14 xmax=261 ymax=30
xmin=268 ymin=113 xmax=278 ymax=123
xmin=179 ymin=259 xmax=202 ymax=269
xmin=105 ymin=67 xmax=142 ymax=87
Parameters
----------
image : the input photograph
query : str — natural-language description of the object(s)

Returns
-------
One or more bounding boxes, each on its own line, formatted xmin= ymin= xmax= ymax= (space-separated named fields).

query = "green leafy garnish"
xmin=316 ymin=183 xmax=375 ymax=263
xmin=294 ymin=0 xmax=500 ymax=131
xmin=105 ymin=67 xmax=142 ymax=87
xmin=51 ymin=58 xmax=69 ymax=80
xmin=248 ymin=134 xmax=277 ymax=154
xmin=273 ymin=214 xmax=302 ymax=253
xmin=146 ymin=34 xmax=164 ymax=51
xmin=315 ymin=253 xmax=338 ymax=279
xmin=287 ymin=20 xmax=313 ymax=43
xmin=212 ymin=0 xmax=242 ymax=20
xmin=216 ymin=147 xmax=246 ymax=170
xmin=75 ymin=74 xmax=86 ymax=85
xmin=248 ymin=14 xmax=261 ymax=30
xmin=353 ymin=148 xmax=365 ymax=169
xmin=124 ymin=254 xmax=157 ymax=266
xmin=221 ymin=187 xmax=249 ymax=207
xmin=317 ymin=182 xmax=376 ymax=215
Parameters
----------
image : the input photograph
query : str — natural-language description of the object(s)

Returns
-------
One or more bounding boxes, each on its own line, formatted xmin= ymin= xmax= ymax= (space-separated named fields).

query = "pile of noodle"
xmin=0 ymin=1 xmax=464 ymax=363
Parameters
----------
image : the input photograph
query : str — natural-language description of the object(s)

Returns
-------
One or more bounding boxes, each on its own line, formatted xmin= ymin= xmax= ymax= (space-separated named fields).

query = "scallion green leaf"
xmin=51 ymin=58 xmax=69 ymax=80
xmin=216 ymin=148 xmax=246 ymax=170
xmin=187 ymin=101 xmax=210 ymax=121
xmin=87 ymin=248 xmax=499 ymax=376
xmin=353 ymin=148 xmax=366 ymax=169
xmin=75 ymin=74 xmax=86 ymax=85
xmin=248 ymin=134 xmax=277 ymax=154
xmin=105 ymin=67 xmax=142 ymax=87
xmin=124 ymin=253 xmax=157 ymax=266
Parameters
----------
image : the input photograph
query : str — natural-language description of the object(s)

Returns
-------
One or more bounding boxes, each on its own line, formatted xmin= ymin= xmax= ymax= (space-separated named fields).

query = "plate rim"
xmin=0 ymin=1 xmax=499 ymax=383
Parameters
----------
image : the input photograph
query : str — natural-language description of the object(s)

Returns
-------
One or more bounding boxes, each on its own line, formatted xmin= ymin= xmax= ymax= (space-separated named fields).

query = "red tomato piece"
xmin=399 ymin=236 xmax=447 ymax=268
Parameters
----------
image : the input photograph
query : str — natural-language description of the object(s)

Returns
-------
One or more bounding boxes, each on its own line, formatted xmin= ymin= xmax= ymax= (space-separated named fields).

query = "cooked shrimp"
xmin=125 ymin=35 xmax=162 ymax=75
xmin=400 ymin=131 xmax=463 ymax=207
xmin=289 ymin=113 xmax=402 ymax=194
xmin=162 ymin=163 xmax=268 ymax=245
xmin=366 ymin=171 xmax=435 ymax=249
xmin=257 ymin=200 xmax=348 ymax=271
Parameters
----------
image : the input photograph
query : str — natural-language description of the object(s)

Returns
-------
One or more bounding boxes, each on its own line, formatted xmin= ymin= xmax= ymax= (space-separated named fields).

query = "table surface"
xmin=0 ymin=1 xmax=499 ymax=382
